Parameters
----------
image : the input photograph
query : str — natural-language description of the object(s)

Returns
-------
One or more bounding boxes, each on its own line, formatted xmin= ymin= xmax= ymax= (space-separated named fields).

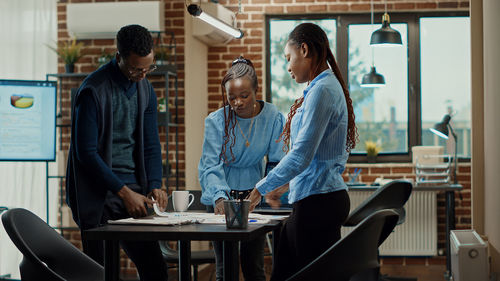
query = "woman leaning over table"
xmin=198 ymin=56 xmax=286 ymax=281
xmin=248 ymin=23 xmax=357 ymax=281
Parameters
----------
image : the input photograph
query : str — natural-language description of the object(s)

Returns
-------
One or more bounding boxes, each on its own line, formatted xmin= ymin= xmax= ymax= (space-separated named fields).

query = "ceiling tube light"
xmin=370 ymin=0 xmax=402 ymax=46
xmin=361 ymin=66 xmax=386 ymax=87
xmin=187 ymin=4 xmax=243 ymax=39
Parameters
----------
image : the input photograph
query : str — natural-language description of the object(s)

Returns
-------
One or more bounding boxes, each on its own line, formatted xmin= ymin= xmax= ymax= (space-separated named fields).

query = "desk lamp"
xmin=430 ymin=114 xmax=458 ymax=184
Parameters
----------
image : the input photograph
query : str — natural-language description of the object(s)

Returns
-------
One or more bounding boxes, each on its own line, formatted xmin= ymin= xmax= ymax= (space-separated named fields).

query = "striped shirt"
xmin=255 ymin=69 xmax=349 ymax=204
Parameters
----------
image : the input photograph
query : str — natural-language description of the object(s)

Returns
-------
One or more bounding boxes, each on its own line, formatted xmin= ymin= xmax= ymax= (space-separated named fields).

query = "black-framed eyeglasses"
xmin=231 ymin=57 xmax=252 ymax=66
xmin=127 ymin=64 xmax=157 ymax=76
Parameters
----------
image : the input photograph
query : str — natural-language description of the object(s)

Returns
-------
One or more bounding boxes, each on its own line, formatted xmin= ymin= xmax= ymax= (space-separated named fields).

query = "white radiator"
xmin=342 ymin=191 xmax=437 ymax=256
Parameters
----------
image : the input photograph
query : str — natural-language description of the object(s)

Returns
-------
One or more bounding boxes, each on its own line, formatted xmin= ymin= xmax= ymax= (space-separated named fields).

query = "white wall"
xmin=184 ymin=9 xmax=208 ymax=190
xmin=482 ymin=0 xmax=500 ymax=274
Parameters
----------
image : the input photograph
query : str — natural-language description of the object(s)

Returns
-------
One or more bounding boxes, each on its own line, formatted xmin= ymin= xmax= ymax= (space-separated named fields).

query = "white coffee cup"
xmin=172 ymin=191 xmax=194 ymax=212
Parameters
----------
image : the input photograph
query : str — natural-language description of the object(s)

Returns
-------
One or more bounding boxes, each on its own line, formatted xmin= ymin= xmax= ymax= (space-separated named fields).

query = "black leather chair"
xmin=159 ymin=190 xmax=215 ymax=281
xmin=344 ymin=180 xmax=414 ymax=281
xmin=1 ymin=208 xmax=103 ymax=281
xmin=285 ymin=209 xmax=400 ymax=281
xmin=344 ymin=180 xmax=413 ymax=227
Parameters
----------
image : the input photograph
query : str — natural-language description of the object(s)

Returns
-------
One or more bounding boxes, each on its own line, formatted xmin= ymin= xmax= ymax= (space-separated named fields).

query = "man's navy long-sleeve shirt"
xmin=73 ymin=60 xmax=162 ymax=193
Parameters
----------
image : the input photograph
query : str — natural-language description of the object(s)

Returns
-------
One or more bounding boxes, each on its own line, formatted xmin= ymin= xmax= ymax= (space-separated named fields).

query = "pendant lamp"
xmin=361 ymin=0 xmax=385 ymax=88
xmin=370 ymin=0 xmax=402 ymax=46
xmin=361 ymin=66 xmax=385 ymax=87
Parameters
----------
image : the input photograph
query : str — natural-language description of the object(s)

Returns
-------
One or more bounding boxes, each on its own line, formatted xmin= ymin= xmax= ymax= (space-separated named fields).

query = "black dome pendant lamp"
xmin=361 ymin=66 xmax=385 ymax=87
xmin=361 ymin=0 xmax=386 ymax=88
xmin=370 ymin=0 xmax=402 ymax=46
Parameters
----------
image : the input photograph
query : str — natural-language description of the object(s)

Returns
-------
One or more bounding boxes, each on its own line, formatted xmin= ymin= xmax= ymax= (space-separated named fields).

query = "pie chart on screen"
xmin=10 ymin=94 xmax=34 ymax=109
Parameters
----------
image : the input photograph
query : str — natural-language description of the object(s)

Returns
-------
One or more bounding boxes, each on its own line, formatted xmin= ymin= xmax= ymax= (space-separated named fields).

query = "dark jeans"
xmin=81 ymin=183 xmax=168 ymax=281
xmin=270 ymin=189 xmax=350 ymax=281
xmin=207 ymin=203 xmax=266 ymax=281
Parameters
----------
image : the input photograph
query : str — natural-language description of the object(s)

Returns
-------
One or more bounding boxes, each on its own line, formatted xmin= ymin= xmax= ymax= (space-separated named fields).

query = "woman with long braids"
xmin=198 ymin=56 xmax=286 ymax=281
xmin=248 ymin=23 xmax=357 ymax=280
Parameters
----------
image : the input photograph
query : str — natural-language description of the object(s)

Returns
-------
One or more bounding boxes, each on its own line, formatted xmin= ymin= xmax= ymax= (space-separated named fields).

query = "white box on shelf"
xmin=412 ymin=146 xmax=444 ymax=164
xmin=451 ymin=230 xmax=489 ymax=281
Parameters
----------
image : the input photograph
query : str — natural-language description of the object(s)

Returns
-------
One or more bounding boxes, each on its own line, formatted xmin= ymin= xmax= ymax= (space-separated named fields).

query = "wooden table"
xmin=84 ymin=221 xmax=282 ymax=281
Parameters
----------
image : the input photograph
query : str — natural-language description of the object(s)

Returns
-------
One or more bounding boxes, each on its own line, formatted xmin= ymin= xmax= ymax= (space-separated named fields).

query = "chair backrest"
xmin=286 ymin=209 xmax=400 ymax=281
xmin=344 ymin=180 xmax=413 ymax=228
xmin=1 ymin=208 xmax=103 ymax=281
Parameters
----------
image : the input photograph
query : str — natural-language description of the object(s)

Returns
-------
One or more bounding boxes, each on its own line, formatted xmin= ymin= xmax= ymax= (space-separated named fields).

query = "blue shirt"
xmin=255 ymin=69 xmax=349 ymax=204
xmin=198 ymin=101 xmax=286 ymax=206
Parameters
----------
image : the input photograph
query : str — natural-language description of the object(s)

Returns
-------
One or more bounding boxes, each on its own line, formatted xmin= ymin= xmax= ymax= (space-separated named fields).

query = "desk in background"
xmin=84 ymin=221 xmax=282 ymax=281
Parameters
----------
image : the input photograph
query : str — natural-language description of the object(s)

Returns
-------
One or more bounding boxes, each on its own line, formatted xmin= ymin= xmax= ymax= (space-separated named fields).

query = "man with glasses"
xmin=66 ymin=24 xmax=168 ymax=281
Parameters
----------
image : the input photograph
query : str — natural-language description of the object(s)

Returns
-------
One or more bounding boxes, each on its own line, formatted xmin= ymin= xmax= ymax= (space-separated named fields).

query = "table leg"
xmin=445 ymin=190 xmax=456 ymax=279
xmin=178 ymin=240 xmax=192 ymax=281
xmin=223 ymin=241 xmax=239 ymax=281
xmin=272 ymin=228 xmax=281 ymax=267
xmin=104 ymin=240 xmax=119 ymax=281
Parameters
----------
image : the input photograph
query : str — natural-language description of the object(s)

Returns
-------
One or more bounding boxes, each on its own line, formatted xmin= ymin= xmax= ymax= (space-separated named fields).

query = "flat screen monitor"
xmin=0 ymin=79 xmax=57 ymax=161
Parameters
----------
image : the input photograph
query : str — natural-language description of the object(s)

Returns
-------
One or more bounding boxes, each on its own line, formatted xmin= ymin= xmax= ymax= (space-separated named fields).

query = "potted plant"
xmin=154 ymin=45 xmax=170 ymax=65
xmin=365 ymin=140 xmax=381 ymax=163
xmin=97 ymin=49 xmax=114 ymax=68
xmin=48 ymin=38 xmax=85 ymax=73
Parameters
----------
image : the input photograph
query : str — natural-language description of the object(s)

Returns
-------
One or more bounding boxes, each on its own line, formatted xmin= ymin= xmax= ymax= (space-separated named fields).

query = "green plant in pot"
xmin=154 ymin=45 xmax=170 ymax=65
xmin=365 ymin=140 xmax=380 ymax=163
xmin=48 ymin=38 xmax=85 ymax=73
xmin=97 ymin=50 xmax=114 ymax=68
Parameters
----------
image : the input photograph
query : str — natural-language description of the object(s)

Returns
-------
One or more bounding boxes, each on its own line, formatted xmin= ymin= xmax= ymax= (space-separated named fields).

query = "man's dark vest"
xmin=65 ymin=61 xmax=151 ymax=228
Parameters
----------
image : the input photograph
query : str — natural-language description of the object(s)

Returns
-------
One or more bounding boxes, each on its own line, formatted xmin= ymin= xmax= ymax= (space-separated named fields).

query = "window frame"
xmin=265 ymin=11 xmax=470 ymax=163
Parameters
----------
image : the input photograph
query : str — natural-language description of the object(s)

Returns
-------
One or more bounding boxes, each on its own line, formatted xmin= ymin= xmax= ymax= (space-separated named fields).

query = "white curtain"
xmin=0 ymin=0 xmax=58 ymax=278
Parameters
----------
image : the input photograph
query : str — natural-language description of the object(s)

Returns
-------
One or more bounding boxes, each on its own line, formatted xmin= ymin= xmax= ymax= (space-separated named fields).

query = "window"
xmin=420 ymin=17 xmax=471 ymax=158
xmin=348 ymin=23 xmax=408 ymax=155
xmin=265 ymin=12 xmax=470 ymax=162
xmin=268 ymin=18 xmax=336 ymax=115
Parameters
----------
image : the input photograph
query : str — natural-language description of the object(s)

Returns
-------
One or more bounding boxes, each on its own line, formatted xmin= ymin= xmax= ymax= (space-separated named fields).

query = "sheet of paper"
xmin=108 ymin=205 xmax=289 ymax=226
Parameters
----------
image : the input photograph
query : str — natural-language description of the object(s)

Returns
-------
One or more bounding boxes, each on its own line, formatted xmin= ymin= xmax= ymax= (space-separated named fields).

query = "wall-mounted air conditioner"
xmin=191 ymin=2 xmax=236 ymax=46
xmin=67 ymin=1 xmax=164 ymax=39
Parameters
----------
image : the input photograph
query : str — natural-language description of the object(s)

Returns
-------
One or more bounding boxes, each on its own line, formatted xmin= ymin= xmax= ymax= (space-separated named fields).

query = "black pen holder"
xmin=224 ymin=200 xmax=250 ymax=229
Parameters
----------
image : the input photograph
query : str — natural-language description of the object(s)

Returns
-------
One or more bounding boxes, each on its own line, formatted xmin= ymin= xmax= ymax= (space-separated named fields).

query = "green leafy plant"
xmin=47 ymin=38 xmax=85 ymax=65
xmin=97 ymin=50 xmax=114 ymax=67
xmin=365 ymin=140 xmax=381 ymax=157
xmin=154 ymin=45 xmax=170 ymax=64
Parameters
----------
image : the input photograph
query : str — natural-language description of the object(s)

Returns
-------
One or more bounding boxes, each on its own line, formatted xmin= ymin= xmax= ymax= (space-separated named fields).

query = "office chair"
xmin=285 ymin=209 xmax=400 ymax=281
xmin=1 ymin=208 xmax=103 ymax=281
xmin=159 ymin=190 xmax=216 ymax=281
xmin=344 ymin=180 xmax=414 ymax=281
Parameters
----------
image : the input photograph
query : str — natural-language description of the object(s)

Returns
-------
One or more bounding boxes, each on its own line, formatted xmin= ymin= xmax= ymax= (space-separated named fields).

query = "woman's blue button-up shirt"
xmin=198 ymin=101 xmax=286 ymax=206
xmin=255 ymin=69 xmax=349 ymax=204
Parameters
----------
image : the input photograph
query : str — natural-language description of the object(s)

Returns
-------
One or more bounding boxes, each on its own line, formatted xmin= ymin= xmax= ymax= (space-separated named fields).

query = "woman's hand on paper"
xmin=265 ymin=183 xmax=289 ymax=209
xmin=248 ymin=188 xmax=262 ymax=212
xmin=148 ymin=188 xmax=167 ymax=212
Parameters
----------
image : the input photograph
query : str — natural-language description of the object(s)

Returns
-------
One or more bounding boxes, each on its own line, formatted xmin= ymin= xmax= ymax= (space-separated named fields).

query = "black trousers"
xmin=80 ymin=184 xmax=168 ymax=281
xmin=270 ymin=189 xmax=350 ymax=281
